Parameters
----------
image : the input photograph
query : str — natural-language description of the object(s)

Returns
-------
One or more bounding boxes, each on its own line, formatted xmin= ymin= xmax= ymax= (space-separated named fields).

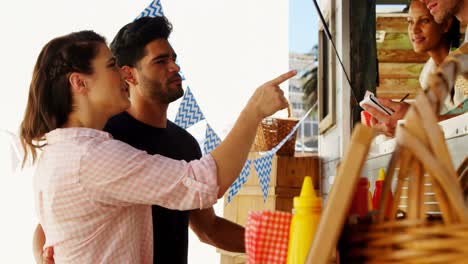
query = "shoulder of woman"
xmin=419 ymin=58 xmax=436 ymax=89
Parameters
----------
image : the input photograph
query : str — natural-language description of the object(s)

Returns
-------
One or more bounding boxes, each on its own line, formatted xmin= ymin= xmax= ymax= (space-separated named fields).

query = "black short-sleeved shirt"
xmin=104 ymin=111 xmax=202 ymax=264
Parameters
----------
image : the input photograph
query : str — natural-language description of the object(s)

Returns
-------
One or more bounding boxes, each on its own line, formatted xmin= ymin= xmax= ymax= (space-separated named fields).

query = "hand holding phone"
xmin=359 ymin=91 xmax=394 ymax=116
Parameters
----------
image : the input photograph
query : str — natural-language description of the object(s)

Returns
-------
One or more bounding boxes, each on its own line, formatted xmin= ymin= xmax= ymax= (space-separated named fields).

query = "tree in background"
xmin=300 ymin=44 xmax=318 ymax=114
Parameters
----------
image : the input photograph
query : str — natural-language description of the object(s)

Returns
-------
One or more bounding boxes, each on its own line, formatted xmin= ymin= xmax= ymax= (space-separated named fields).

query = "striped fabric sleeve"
xmin=79 ymin=138 xmax=219 ymax=210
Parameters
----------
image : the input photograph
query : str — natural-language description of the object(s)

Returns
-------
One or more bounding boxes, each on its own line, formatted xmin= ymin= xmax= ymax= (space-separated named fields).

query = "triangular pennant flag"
xmin=204 ymin=124 xmax=221 ymax=154
xmin=174 ymin=87 xmax=205 ymax=129
xmin=135 ymin=0 xmax=164 ymax=19
xmin=227 ymin=160 xmax=252 ymax=203
xmin=254 ymin=154 xmax=274 ymax=201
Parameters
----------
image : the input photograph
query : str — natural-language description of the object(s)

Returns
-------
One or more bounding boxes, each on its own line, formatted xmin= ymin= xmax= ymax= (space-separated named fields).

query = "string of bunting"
xmin=138 ymin=0 xmax=316 ymax=203
xmin=228 ymin=105 xmax=315 ymax=202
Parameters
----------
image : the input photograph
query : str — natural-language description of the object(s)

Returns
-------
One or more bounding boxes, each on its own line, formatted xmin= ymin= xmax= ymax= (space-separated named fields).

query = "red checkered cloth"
xmin=245 ymin=211 xmax=293 ymax=264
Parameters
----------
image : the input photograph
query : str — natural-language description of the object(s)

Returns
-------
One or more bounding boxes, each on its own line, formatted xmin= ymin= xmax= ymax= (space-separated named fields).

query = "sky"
xmin=289 ymin=0 xmax=318 ymax=54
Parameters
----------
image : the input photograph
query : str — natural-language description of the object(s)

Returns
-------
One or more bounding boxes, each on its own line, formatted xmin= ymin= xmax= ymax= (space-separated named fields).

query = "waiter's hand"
xmin=362 ymin=98 xmax=410 ymax=137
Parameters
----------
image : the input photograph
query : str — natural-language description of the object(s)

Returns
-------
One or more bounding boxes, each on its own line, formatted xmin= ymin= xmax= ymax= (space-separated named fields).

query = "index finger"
xmin=267 ymin=70 xmax=297 ymax=85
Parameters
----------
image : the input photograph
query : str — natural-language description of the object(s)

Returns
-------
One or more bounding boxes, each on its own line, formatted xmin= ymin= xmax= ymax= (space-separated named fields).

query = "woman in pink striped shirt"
xmin=20 ymin=30 xmax=295 ymax=263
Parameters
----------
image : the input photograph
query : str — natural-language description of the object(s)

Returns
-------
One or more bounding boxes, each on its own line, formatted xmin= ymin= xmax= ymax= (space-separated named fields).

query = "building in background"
xmin=289 ymin=51 xmax=318 ymax=151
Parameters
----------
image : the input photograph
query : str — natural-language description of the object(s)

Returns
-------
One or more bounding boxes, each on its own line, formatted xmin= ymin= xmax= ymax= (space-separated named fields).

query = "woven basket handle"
xmin=287 ymin=101 xmax=292 ymax=118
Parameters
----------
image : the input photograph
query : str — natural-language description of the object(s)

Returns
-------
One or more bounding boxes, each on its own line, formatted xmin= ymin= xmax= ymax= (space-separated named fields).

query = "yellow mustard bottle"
xmin=287 ymin=176 xmax=322 ymax=264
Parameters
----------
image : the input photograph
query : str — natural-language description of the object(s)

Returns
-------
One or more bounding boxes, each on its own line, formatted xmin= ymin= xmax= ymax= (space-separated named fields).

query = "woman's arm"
xmin=80 ymin=71 xmax=294 ymax=210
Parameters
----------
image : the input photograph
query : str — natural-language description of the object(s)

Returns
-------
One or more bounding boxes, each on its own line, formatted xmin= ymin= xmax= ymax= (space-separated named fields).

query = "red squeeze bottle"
xmin=372 ymin=168 xmax=393 ymax=218
xmin=349 ymin=177 xmax=370 ymax=218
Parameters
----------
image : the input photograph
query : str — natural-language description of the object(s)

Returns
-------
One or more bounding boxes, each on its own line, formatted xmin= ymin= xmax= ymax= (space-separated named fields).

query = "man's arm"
xmin=33 ymin=224 xmax=54 ymax=264
xmin=189 ymin=207 xmax=245 ymax=253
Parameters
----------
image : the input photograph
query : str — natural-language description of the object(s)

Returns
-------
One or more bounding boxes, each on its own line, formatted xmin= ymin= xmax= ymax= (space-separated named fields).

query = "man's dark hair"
xmin=110 ymin=16 xmax=173 ymax=67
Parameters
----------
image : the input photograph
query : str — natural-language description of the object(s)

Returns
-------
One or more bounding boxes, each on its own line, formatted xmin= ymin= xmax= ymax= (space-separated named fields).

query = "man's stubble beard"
xmin=142 ymin=79 xmax=184 ymax=105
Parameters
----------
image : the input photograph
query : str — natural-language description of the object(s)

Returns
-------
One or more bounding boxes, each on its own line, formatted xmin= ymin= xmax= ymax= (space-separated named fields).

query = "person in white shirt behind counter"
xmin=363 ymin=0 xmax=467 ymax=137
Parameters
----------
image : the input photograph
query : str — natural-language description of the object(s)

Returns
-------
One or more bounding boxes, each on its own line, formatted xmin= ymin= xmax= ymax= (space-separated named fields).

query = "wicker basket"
xmin=337 ymin=48 xmax=468 ymax=264
xmin=253 ymin=106 xmax=299 ymax=156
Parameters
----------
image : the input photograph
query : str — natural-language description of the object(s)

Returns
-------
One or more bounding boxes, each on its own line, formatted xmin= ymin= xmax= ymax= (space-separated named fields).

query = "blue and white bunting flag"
xmin=135 ymin=0 xmax=164 ymax=19
xmin=204 ymin=124 xmax=221 ymax=154
xmin=227 ymin=160 xmax=252 ymax=203
xmin=174 ymin=87 xmax=205 ymax=129
xmin=254 ymin=154 xmax=274 ymax=201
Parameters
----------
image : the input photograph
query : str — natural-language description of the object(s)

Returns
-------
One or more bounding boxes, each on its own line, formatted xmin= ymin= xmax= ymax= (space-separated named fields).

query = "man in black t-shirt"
xmin=107 ymin=16 xmax=245 ymax=263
